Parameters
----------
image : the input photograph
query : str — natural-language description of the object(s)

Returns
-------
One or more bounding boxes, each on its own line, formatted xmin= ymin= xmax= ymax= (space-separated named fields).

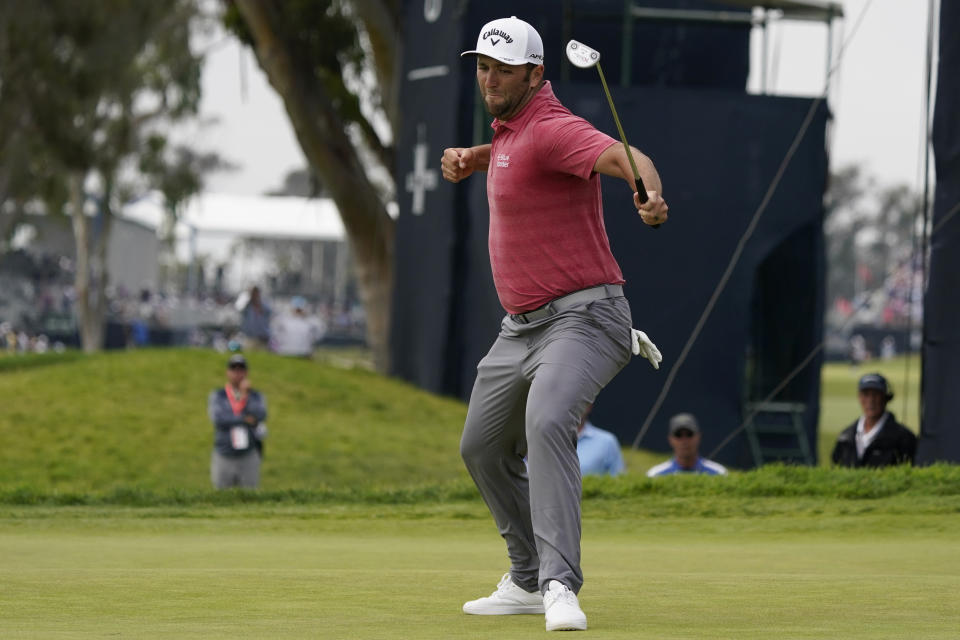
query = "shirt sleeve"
xmin=208 ymin=390 xmax=243 ymax=429
xmin=246 ymin=392 xmax=268 ymax=422
xmin=536 ymin=115 xmax=618 ymax=180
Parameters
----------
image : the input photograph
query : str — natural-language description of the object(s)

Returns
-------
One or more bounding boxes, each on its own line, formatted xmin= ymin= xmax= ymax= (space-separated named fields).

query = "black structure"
xmin=392 ymin=0 xmax=829 ymax=469
xmin=918 ymin=0 xmax=960 ymax=464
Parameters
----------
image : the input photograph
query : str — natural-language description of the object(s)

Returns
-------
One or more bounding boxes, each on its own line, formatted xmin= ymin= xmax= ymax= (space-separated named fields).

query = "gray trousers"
xmin=460 ymin=292 xmax=632 ymax=595
xmin=211 ymin=449 xmax=261 ymax=489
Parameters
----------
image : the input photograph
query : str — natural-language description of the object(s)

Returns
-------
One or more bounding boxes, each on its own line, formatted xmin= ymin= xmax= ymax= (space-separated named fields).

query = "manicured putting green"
xmin=1 ymin=505 xmax=957 ymax=639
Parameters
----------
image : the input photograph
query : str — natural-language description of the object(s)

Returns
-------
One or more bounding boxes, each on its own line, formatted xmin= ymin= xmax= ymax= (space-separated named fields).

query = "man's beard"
xmin=485 ymin=93 xmax=516 ymax=118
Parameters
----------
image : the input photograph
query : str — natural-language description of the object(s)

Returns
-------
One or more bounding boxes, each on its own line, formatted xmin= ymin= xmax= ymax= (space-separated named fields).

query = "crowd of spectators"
xmin=1 ymin=244 xmax=366 ymax=353
xmin=1 ymin=273 xmax=364 ymax=356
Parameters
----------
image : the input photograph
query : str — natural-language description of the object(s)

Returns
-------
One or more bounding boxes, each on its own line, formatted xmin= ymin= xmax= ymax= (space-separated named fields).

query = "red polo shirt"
xmin=487 ymin=81 xmax=625 ymax=314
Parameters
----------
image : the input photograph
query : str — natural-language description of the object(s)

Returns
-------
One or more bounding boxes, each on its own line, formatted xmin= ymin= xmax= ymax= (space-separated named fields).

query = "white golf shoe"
xmin=462 ymin=573 xmax=545 ymax=615
xmin=543 ymin=580 xmax=587 ymax=631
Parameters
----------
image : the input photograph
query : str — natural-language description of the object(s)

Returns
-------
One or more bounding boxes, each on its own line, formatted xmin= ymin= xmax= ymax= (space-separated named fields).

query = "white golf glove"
xmin=631 ymin=328 xmax=662 ymax=370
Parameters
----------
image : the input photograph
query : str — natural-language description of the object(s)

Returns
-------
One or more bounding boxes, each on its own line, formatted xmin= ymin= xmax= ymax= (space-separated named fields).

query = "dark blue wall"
xmin=918 ymin=0 xmax=960 ymax=464
xmin=392 ymin=1 xmax=828 ymax=468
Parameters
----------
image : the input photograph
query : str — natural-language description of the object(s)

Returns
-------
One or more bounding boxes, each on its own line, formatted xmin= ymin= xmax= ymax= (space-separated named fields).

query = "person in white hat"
xmin=442 ymin=16 xmax=669 ymax=632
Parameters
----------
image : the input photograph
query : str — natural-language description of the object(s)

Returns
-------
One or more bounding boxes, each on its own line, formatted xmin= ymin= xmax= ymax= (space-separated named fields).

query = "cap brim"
xmin=670 ymin=425 xmax=699 ymax=434
xmin=460 ymin=50 xmax=528 ymax=65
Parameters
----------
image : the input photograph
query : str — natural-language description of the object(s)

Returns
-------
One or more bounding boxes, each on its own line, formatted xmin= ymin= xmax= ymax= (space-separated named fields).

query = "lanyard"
xmin=225 ymin=385 xmax=248 ymax=416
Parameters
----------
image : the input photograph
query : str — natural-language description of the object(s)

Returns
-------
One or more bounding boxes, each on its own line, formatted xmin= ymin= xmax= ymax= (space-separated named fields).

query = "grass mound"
xmin=1 ymin=348 xmax=469 ymax=493
xmin=3 ymin=349 xmax=954 ymax=509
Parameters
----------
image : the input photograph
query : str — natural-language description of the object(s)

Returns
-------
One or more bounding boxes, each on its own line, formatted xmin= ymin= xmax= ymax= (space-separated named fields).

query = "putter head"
xmin=565 ymin=40 xmax=600 ymax=69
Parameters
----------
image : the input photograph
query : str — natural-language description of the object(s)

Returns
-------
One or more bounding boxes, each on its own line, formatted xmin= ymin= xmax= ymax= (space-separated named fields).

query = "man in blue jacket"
xmin=208 ymin=354 xmax=268 ymax=488
xmin=646 ymin=413 xmax=728 ymax=477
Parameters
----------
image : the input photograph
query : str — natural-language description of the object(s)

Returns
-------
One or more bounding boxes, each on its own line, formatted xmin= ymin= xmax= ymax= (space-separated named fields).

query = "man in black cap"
xmin=646 ymin=413 xmax=728 ymax=477
xmin=831 ymin=373 xmax=916 ymax=468
xmin=207 ymin=354 xmax=269 ymax=488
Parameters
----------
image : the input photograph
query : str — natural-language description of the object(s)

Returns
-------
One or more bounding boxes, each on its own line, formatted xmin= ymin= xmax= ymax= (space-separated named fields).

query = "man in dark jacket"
xmin=208 ymin=354 xmax=268 ymax=488
xmin=831 ymin=373 xmax=916 ymax=467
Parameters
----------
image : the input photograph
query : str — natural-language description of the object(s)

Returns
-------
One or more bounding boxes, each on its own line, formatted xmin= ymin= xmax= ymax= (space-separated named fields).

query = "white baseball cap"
xmin=461 ymin=16 xmax=544 ymax=66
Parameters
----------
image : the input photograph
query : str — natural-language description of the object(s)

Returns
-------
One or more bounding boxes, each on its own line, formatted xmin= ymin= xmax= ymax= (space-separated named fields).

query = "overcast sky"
xmin=195 ymin=0 xmax=936 ymax=197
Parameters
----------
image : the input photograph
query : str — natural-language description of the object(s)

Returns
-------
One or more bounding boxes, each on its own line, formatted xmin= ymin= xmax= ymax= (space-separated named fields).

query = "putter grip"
xmin=635 ymin=178 xmax=660 ymax=230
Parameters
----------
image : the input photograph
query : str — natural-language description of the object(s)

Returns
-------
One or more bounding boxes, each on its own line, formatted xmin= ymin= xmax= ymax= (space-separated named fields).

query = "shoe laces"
xmin=547 ymin=582 xmax=578 ymax=607
xmin=493 ymin=573 xmax=515 ymax=596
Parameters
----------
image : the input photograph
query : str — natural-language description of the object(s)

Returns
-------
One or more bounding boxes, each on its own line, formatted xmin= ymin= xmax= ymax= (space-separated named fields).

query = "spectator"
xmin=576 ymin=405 xmax=625 ymax=476
xmin=239 ymin=286 xmax=271 ymax=351
xmin=207 ymin=354 xmax=268 ymax=489
xmin=646 ymin=413 xmax=728 ymax=477
xmin=849 ymin=334 xmax=868 ymax=367
xmin=271 ymin=296 xmax=324 ymax=357
xmin=831 ymin=373 xmax=916 ymax=468
xmin=880 ymin=335 xmax=896 ymax=360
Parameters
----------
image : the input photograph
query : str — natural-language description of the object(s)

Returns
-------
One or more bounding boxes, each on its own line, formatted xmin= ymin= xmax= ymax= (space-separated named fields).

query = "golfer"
xmin=441 ymin=15 xmax=668 ymax=632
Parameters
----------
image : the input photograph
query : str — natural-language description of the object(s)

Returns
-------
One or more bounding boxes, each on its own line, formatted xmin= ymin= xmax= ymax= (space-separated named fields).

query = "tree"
xmin=139 ymin=137 xmax=234 ymax=293
xmin=0 ymin=0 xmax=211 ymax=351
xmin=224 ymin=0 xmax=399 ymax=373
xmin=824 ymin=165 xmax=922 ymax=323
xmin=824 ymin=165 xmax=872 ymax=305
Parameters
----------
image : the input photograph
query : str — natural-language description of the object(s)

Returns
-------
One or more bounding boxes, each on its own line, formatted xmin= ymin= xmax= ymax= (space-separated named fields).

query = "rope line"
xmin=932 ymin=199 xmax=960 ymax=235
xmin=631 ymin=98 xmax=821 ymax=449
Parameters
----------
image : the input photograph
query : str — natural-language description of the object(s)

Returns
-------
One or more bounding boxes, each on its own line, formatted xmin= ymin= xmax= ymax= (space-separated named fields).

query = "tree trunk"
xmin=68 ymin=171 xmax=106 ymax=352
xmin=234 ymin=0 xmax=395 ymax=373
xmin=91 ymin=180 xmax=114 ymax=349
xmin=69 ymin=172 xmax=92 ymax=352
xmin=351 ymin=0 xmax=401 ymax=133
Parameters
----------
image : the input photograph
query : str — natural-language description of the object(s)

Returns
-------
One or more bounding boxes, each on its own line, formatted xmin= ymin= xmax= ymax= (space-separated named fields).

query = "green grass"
xmin=0 ymin=349 xmax=926 ymax=499
xmin=0 ymin=348 xmax=469 ymax=492
xmin=1 ymin=349 xmax=957 ymax=638
xmin=4 ymin=463 xmax=960 ymax=508
xmin=1 ymin=503 xmax=957 ymax=639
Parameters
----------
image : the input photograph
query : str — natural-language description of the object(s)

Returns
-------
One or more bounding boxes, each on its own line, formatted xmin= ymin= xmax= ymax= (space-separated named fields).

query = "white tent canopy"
xmin=121 ymin=192 xmax=347 ymax=293
xmin=123 ymin=192 xmax=345 ymax=241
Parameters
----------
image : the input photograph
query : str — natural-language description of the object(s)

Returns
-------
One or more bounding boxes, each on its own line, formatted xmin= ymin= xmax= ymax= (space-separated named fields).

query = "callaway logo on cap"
xmin=461 ymin=16 xmax=545 ymax=66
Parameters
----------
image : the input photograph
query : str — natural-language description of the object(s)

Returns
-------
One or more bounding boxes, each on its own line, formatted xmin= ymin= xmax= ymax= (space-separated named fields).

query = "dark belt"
xmin=509 ymin=284 xmax=624 ymax=324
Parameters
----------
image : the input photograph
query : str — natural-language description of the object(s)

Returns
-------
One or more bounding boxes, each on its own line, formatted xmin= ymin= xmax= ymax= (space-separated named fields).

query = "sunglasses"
xmin=671 ymin=429 xmax=696 ymax=439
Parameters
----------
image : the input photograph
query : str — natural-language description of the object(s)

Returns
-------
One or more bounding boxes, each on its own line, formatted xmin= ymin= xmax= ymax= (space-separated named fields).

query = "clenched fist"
xmin=441 ymin=147 xmax=478 ymax=183
xmin=635 ymin=191 xmax=668 ymax=227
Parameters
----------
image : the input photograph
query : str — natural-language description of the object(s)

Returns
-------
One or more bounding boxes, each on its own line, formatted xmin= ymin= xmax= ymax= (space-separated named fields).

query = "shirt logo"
xmin=496 ymin=153 xmax=510 ymax=168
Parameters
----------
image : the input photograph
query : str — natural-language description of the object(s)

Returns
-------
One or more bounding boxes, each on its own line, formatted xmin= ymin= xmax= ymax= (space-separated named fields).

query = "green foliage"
xmin=2 ymin=0 xmax=203 ymax=175
xmin=223 ymin=0 xmax=370 ymax=137
xmin=824 ymin=165 xmax=921 ymax=307
xmin=3 ymin=464 xmax=959 ymax=509
xmin=0 ymin=0 xmax=221 ymax=349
